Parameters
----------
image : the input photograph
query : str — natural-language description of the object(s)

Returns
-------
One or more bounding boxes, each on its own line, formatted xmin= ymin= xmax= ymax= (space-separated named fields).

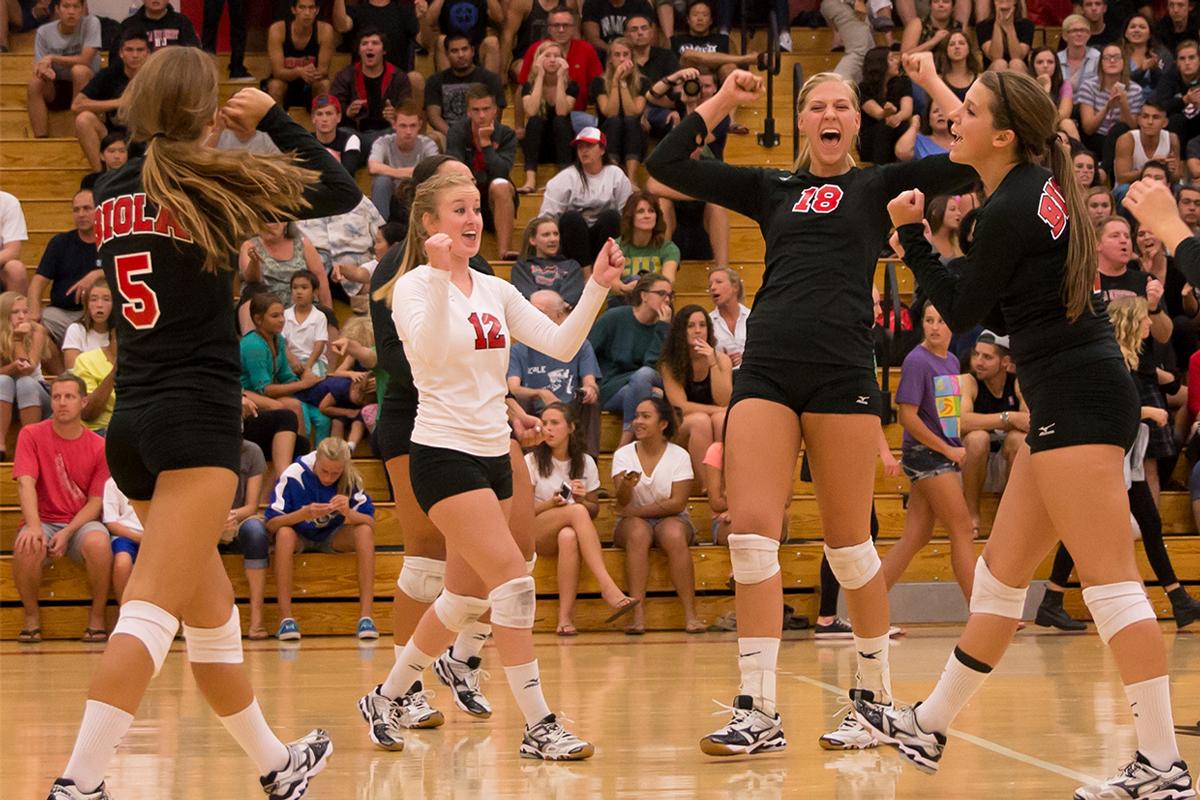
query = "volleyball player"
xmin=645 ymin=67 xmax=976 ymax=755
xmin=49 ymin=48 xmax=361 ymax=800
xmin=853 ymin=60 xmax=1193 ymax=800
xmin=361 ymin=172 xmax=622 ymax=759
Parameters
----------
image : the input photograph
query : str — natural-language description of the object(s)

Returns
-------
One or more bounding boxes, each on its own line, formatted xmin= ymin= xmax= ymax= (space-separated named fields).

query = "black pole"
xmin=792 ymin=62 xmax=804 ymax=162
xmin=880 ymin=260 xmax=901 ymax=424
xmin=758 ymin=9 xmax=781 ymax=148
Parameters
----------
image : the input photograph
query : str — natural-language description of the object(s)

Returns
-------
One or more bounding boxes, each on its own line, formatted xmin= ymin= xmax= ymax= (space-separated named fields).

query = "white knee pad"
xmin=183 ymin=607 xmax=244 ymax=665
xmin=488 ymin=575 xmax=537 ymax=629
xmin=727 ymin=534 xmax=781 ymax=584
xmin=397 ymin=556 xmax=446 ymax=604
xmin=823 ymin=540 xmax=881 ymax=591
xmin=1083 ymin=581 xmax=1157 ymax=644
xmin=111 ymin=600 xmax=180 ymax=677
xmin=432 ymin=590 xmax=490 ymax=633
xmin=525 ymin=554 xmax=538 ymax=574
xmin=968 ymin=557 xmax=1029 ymax=620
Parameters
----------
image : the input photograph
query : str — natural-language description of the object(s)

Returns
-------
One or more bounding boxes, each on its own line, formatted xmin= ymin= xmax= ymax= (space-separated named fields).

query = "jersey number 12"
xmin=114 ymin=252 xmax=162 ymax=330
xmin=468 ymin=312 xmax=507 ymax=350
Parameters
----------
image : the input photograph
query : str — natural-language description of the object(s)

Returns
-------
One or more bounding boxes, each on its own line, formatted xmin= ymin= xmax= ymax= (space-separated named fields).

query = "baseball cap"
xmin=976 ymin=330 xmax=1011 ymax=350
xmin=311 ymin=94 xmax=342 ymax=114
xmin=572 ymin=127 xmax=606 ymax=148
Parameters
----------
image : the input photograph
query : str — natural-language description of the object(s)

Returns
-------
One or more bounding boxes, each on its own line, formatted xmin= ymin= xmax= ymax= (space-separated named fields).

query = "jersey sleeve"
xmin=392 ymin=267 xmax=452 ymax=365
xmin=879 ymin=154 xmax=978 ymax=200
xmin=1173 ymin=236 xmax=1200 ymax=287
xmin=256 ymin=105 xmax=362 ymax=221
xmin=502 ymin=277 xmax=608 ymax=362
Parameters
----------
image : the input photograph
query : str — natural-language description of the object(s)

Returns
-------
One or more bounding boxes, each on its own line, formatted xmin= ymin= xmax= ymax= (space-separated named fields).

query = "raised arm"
xmin=251 ymin=101 xmax=362 ymax=219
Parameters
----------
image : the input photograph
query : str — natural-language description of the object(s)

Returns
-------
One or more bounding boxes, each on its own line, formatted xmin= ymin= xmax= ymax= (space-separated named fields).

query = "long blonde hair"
xmin=793 ymin=72 xmax=859 ymax=173
xmin=603 ymin=38 xmax=644 ymax=95
xmin=529 ymin=40 xmax=565 ymax=116
xmin=0 ymin=291 xmax=38 ymax=365
xmin=119 ymin=47 xmax=321 ymax=271
xmin=1107 ymin=295 xmax=1148 ymax=371
xmin=371 ymin=172 xmax=479 ymax=304
xmin=315 ymin=436 xmax=364 ymax=496
xmin=341 ymin=315 xmax=375 ymax=348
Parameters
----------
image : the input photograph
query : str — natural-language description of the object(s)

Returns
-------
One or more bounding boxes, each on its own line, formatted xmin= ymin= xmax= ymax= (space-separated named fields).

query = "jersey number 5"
xmin=468 ymin=312 xmax=506 ymax=350
xmin=114 ymin=252 xmax=162 ymax=330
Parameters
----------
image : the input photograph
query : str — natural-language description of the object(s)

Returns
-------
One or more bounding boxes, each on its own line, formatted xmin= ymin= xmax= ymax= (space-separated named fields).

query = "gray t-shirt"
xmin=368 ymin=133 xmax=438 ymax=169
xmin=215 ymin=129 xmax=282 ymax=155
xmin=35 ymin=16 xmax=102 ymax=78
xmin=233 ymin=440 xmax=267 ymax=510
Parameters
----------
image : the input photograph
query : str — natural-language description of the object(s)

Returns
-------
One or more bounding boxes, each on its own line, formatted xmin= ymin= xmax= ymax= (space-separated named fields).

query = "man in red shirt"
xmin=11 ymin=373 xmax=112 ymax=643
xmin=517 ymin=6 xmax=603 ymax=113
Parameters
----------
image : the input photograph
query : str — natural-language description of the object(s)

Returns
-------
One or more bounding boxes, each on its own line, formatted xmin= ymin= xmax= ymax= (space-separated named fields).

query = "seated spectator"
xmin=1078 ymin=43 xmax=1146 ymax=168
xmin=27 ymin=0 xmax=99 ymax=139
xmin=265 ymin=437 xmax=377 ymax=641
xmin=540 ymin=127 xmax=634 ymax=264
xmin=512 ymin=216 xmax=587 ymax=306
xmin=240 ymin=293 xmax=326 ymax=441
xmin=1156 ymin=0 xmax=1198 ymax=56
xmin=209 ymin=117 xmax=283 ymax=155
xmin=266 ymin=0 xmax=334 ymax=109
xmin=1086 ymin=185 xmax=1116 ymax=221
xmin=658 ymin=304 xmax=730 ymax=494
xmin=425 ymin=33 xmax=507 ymax=147
xmin=318 ymin=337 xmax=376 ymax=450
xmin=422 ymin=0 xmax=502 ymax=74
xmin=935 ymin=31 xmax=981 ymax=104
xmin=0 ymin=292 xmax=49 ymax=458
xmin=519 ymin=40 xmax=579 ymax=193
xmin=80 ymin=133 xmax=131 ymax=190
xmin=61 ymin=278 xmax=110 ymax=369
xmin=1137 ymin=158 xmax=1174 ymax=188
xmin=528 ymin=402 xmax=635 ymax=635
xmin=670 ymin=0 xmax=758 ymax=131
xmin=332 ymin=222 xmax=400 ymax=314
xmin=612 ymin=395 xmax=700 ymax=634
xmin=73 ymin=30 xmax=149 ymax=171
xmin=330 ymin=28 xmax=418 ymax=151
xmin=707 ymin=267 xmax=747 ymax=367
xmin=102 ymin=477 xmax=142 ymax=603
xmin=926 ymin=193 xmax=964 ymax=259
xmin=613 ymin=191 xmax=678 ymax=303
xmin=516 ymin=5 xmax=604 ymax=124
xmin=241 ymin=397 xmax=303 ymax=502
xmin=1177 ymin=184 xmax=1200 ymax=232
xmin=591 ymin=37 xmax=647 ymax=178
xmin=882 ymin=303 xmax=975 ymax=602
xmin=11 ymin=373 xmax=110 ymax=643
xmin=327 ymin=318 xmax=381 ymax=443
xmin=447 ymin=84 xmax=519 ymax=258
xmin=1073 ymin=147 xmax=1103 ymax=188
xmin=284 ymin=270 xmax=329 ymax=378
xmin=1 ymin=0 xmax=55 ymax=52
xmin=958 ymin=331 xmax=1027 ymax=534
xmin=1029 ymin=47 xmax=1081 ymax=142
xmin=624 ymin=13 xmax=680 ymax=132
xmin=116 ymin=0 xmax=200 ymax=54
xmin=295 ymin=196 xmax=384 ymax=312
xmin=858 ymin=46 xmax=912 ymax=165
xmin=1058 ymin=14 xmax=1102 ymax=94
xmin=368 ymin=102 xmax=439 ymax=218
xmin=0 ymin=190 xmax=29 ymax=295
xmin=1122 ymin=14 xmax=1170 ymax=97
xmin=237 ymin=222 xmax=330 ymax=334
xmin=582 ymin=0 xmax=653 ymax=59
xmin=588 ymin=273 xmax=671 ymax=444
xmin=1135 ymin=223 xmax=1195 ymax=376
xmin=331 ymin=0 xmax=419 ymax=73
xmin=975 ymin=0 xmax=1032 ymax=73
xmin=1114 ymin=103 xmax=1181 ymax=189
xmin=74 ymin=334 xmax=116 ymax=435
xmin=28 ymin=188 xmax=99 ymax=370
xmin=899 ymin=0 xmax=961 ymax=56
xmin=217 ymin=439 xmax=271 ymax=638
xmin=1074 ymin=0 xmax=1118 ymax=49
xmin=310 ymin=94 xmax=364 ymax=173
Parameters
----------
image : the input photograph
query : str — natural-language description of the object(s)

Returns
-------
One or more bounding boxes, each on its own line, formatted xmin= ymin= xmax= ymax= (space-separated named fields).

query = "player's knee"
xmin=112 ymin=600 xmax=180 ymax=676
xmin=183 ymin=607 xmax=243 ymax=665
xmin=968 ymin=556 xmax=1028 ymax=619
xmin=1082 ymin=581 xmax=1156 ymax=644
xmin=823 ymin=539 xmax=880 ymax=590
xmin=488 ymin=575 xmax=536 ymax=628
xmin=432 ymin=589 xmax=490 ymax=632
xmin=397 ymin=555 xmax=445 ymax=604
xmin=728 ymin=533 xmax=781 ymax=584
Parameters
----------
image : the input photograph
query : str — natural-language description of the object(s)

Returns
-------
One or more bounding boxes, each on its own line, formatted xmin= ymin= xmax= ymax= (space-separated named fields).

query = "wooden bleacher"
xmin=1 ymin=23 xmax=1194 ymax=639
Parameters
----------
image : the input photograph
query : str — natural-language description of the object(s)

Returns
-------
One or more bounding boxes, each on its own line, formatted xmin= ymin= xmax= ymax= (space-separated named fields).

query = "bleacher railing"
xmin=791 ymin=61 xmax=804 ymax=162
xmin=758 ymin=9 xmax=781 ymax=148
xmin=879 ymin=260 xmax=901 ymax=424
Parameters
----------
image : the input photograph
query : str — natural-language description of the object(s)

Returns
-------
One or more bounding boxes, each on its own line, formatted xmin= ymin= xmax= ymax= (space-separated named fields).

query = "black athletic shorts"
xmin=731 ymin=360 xmax=882 ymax=418
xmin=408 ymin=442 xmax=513 ymax=513
xmin=1021 ymin=356 xmax=1139 ymax=454
xmin=374 ymin=401 xmax=417 ymax=461
xmin=106 ymin=401 xmax=243 ymax=501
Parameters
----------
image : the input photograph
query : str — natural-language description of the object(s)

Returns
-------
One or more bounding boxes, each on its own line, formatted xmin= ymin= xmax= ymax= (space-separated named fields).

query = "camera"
xmin=681 ymin=78 xmax=701 ymax=98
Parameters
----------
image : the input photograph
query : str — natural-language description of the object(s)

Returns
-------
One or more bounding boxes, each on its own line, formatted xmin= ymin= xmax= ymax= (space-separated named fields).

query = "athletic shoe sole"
xmin=519 ymin=742 xmax=596 ymax=761
xmin=698 ymin=735 xmax=787 ymax=757
xmin=272 ymin=737 xmax=332 ymax=800
xmin=356 ymin=696 xmax=405 ymax=751
xmin=1074 ymin=788 xmax=1195 ymax=800
xmin=432 ymin=657 xmax=492 ymax=719
xmin=852 ymin=709 xmax=940 ymax=773
xmin=818 ymin=734 xmax=878 ymax=751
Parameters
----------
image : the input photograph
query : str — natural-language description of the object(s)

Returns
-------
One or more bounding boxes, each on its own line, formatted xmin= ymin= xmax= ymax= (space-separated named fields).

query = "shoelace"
xmin=709 ymin=699 xmax=755 ymax=731
xmin=538 ymin=713 xmax=582 ymax=744
xmin=461 ymin=667 xmax=491 ymax=693
xmin=403 ymin=687 xmax=438 ymax=715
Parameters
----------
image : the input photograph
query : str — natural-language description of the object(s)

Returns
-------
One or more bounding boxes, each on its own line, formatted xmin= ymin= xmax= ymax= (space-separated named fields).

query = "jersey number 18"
xmin=114 ymin=252 xmax=163 ymax=330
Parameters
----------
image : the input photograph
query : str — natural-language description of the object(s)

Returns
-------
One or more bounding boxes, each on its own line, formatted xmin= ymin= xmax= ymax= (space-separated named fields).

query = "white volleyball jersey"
xmin=392 ymin=264 xmax=607 ymax=457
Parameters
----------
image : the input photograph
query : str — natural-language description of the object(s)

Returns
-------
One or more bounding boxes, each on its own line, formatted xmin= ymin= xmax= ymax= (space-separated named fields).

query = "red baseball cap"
xmin=572 ymin=126 xmax=606 ymax=148
xmin=311 ymin=94 xmax=341 ymax=114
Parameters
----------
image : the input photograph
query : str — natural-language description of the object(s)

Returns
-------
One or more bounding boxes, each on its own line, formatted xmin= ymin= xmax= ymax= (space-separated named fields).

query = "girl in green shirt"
xmin=614 ymin=192 xmax=680 ymax=304
xmin=240 ymin=293 xmax=329 ymax=442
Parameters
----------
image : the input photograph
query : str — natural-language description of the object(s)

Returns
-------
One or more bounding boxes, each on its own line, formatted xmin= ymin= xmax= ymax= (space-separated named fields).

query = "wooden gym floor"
xmin=1 ymin=627 xmax=1197 ymax=799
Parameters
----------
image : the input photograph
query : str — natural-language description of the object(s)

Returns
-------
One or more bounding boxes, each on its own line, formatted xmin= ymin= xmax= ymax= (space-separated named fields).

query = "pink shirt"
xmin=702 ymin=441 xmax=723 ymax=470
xmin=12 ymin=420 xmax=108 ymax=524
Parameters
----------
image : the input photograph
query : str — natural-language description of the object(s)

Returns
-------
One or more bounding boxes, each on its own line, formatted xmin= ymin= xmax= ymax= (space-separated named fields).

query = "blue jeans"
xmin=236 ymin=517 xmax=270 ymax=570
xmin=602 ymin=366 xmax=662 ymax=427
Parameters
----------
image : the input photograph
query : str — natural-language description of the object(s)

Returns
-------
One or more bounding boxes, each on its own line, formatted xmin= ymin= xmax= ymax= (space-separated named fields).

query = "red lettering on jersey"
xmin=114 ymin=252 xmax=162 ymax=330
xmin=112 ymin=196 xmax=134 ymax=238
xmin=467 ymin=312 xmax=507 ymax=350
xmin=1038 ymin=178 xmax=1068 ymax=240
xmin=153 ymin=206 xmax=192 ymax=242
xmin=791 ymin=184 xmax=844 ymax=214
xmin=94 ymin=194 xmax=192 ymax=247
xmin=132 ymin=195 xmax=155 ymax=233
xmin=94 ymin=206 xmax=106 ymax=246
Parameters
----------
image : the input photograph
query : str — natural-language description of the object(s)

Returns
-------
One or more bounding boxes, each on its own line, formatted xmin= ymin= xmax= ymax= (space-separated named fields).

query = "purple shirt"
xmin=897 ymin=344 xmax=962 ymax=450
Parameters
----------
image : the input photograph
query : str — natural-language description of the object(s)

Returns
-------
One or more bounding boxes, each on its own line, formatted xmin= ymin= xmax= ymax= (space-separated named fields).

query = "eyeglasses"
xmin=549 ymin=22 xmax=572 ymax=29
xmin=1101 ymin=52 xmax=1124 ymax=61
xmin=646 ymin=289 xmax=675 ymax=299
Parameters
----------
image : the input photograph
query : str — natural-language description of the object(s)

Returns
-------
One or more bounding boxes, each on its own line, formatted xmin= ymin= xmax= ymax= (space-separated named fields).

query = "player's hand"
xmin=221 ymin=88 xmax=277 ymax=132
xmin=887 ymin=189 xmax=926 ymax=227
xmin=589 ymin=238 xmax=625 ymax=289
xmin=880 ymin=450 xmax=901 ymax=477
xmin=424 ymin=232 xmax=455 ymax=271
xmin=510 ymin=408 xmax=545 ymax=448
xmin=719 ymin=69 xmax=764 ymax=105
xmin=902 ymin=52 xmax=938 ymax=88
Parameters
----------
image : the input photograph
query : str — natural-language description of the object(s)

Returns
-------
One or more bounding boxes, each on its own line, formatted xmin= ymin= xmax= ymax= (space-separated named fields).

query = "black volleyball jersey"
xmin=898 ymin=162 xmax=1118 ymax=386
xmin=1172 ymin=236 xmax=1200 ymax=288
xmin=93 ymin=105 xmax=361 ymax=410
xmin=645 ymin=112 xmax=976 ymax=370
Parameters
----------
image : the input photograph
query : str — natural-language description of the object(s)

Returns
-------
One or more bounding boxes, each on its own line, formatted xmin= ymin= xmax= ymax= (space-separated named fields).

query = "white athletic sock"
xmin=915 ymin=648 xmax=991 ymax=734
xmin=62 ymin=700 xmax=134 ymax=793
xmin=451 ymin=621 xmax=491 ymax=662
xmin=381 ymin=640 xmax=437 ymax=700
xmin=737 ymin=637 xmax=780 ymax=716
xmin=218 ymin=699 xmax=290 ymax=775
xmin=1124 ymin=675 xmax=1181 ymax=770
xmin=504 ymin=660 xmax=553 ymax=727
xmin=853 ymin=632 xmax=892 ymax=705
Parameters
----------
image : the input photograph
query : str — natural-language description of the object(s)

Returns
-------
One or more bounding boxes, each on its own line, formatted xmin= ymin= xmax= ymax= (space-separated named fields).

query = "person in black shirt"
xmin=1155 ymin=0 xmax=1199 ymax=56
xmin=582 ymin=0 xmax=653 ymax=59
xmin=115 ymin=0 xmax=200 ymax=57
xmin=50 ymin=47 xmax=359 ymax=800
xmin=1152 ymin=40 xmax=1200 ymax=149
xmin=855 ymin=61 xmax=1191 ymax=800
xmin=265 ymin=0 xmax=335 ymax=109
xmin=203 ymin=0 xmax=251 ymax=80
xmin=311 ymin=93 xmax=364 ymax=173
xmin=28 ymin=189 xmax=99 ymax=370
xmin=646 ymin=63 xmax=975 ymax=757
xmin=72 ymin=31 xmax=148 ymax=171
xmin=424 ymin=33 xmax=507 ymax=141
xmin=591 ymin=38 xmax=648 ymax=178
xmin=333 ymin=0 xmax=420 ymax=72
xmin=858 ymin=47 xmax=913 ymax=165
xmin=330 ymin=29 xmax=418 ymax=150
xmin=974 ymin=0 xmax=1033 ymax=74
xmin=423 ymin=0 xmax=501 ymax=74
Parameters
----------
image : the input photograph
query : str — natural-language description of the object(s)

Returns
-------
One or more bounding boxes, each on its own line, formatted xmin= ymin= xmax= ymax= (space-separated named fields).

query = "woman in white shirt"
xmin=526 ymin=402 xmax=636 ymax=636
xmin=60 ymin=279 xmax=111 ymax=369
xmin=612 ymin=395 xmax=703 ymax=634
xmin=363 ymin=171 xmax=623 ymax=762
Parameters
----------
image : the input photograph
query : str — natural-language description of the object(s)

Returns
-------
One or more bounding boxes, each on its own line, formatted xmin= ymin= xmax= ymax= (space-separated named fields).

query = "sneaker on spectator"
xmin=778 ymin=31 xmax=793 ymax=52
xmin=228 ymin=66 xmax=256 ymax=82
xmin=47 ymin=779 xmax=111 ymax=800
xmin=276 ymin=618 xmax=301 ymax=641
xmin=814 ymin=618 xmax=854 ymax=639
xmin=357 ymin=617 xmax=379 ymax=640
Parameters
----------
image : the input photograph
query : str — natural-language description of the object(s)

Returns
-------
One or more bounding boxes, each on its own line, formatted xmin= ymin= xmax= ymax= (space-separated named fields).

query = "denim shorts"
xmin=901 ymin=445 xmax=959 ymax=483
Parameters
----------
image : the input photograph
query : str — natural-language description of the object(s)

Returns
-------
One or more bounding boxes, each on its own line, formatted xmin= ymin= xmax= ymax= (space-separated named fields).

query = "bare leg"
xmin=654 ymin=517 xmax=701 ymax=628
xmin=79 ymin=528 xmax=114 ymax=631
xmin=881 ymin=485 xmax=935 ymax=588
xmin=273 ymin=527 xmax=301 ymax=622
xmin=613 ymin=516 xmax=652 ymax=630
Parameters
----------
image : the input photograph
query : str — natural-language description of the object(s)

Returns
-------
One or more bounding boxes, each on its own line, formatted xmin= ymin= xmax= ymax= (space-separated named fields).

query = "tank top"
xmin=515 ymin=0 xmax=554 ymax=59
xmin=1130 ymin=130 xmax=1170 ymax=173
xmin=972 ymin=372 xmax=1019 ymax=415
xmin=251 ymin=232 xmax=309 ymax=306
xmin=685 ymin=365 xmax=716 ymax=406
xmin=283 ymin=21 xmax=320 ymax=70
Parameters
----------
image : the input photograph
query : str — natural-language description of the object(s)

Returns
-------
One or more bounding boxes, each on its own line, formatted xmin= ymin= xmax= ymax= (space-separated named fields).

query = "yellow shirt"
xmin=72 ymin=348 xmax=114 ymax=431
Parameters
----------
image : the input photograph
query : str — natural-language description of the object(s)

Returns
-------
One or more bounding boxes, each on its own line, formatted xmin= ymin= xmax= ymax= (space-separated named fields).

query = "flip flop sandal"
xmin=247 ymin=627 xmax=270 ymax=641
xmin=728 ymin=123 xmax=751 ymax=135
xmin=556 ymin=625 xmax=578 ymax=637
xmin=604 ymin=597 xmax=640 ymax=623
xmin=624 ymin=624 xmax=646 ymax=636
xmin=81 ymin=628 xmax=108 ymax=643
xmin=685 ymin=621 xmax=708 ymax=634
xmin=17 ymin=628 xmax=41 ymax=643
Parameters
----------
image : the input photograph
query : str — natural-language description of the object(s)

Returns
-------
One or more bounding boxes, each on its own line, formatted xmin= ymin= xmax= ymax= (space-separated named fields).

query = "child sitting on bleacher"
xmin=283 ymin=270 xmax=329 ymax=378
xmin=102 ymin=477 xmax=142 ymax=605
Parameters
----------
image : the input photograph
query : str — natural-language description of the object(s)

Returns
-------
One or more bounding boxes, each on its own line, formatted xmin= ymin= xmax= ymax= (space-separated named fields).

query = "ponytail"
xmin=1047 ymin=137 xmax=1097 ymax=321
